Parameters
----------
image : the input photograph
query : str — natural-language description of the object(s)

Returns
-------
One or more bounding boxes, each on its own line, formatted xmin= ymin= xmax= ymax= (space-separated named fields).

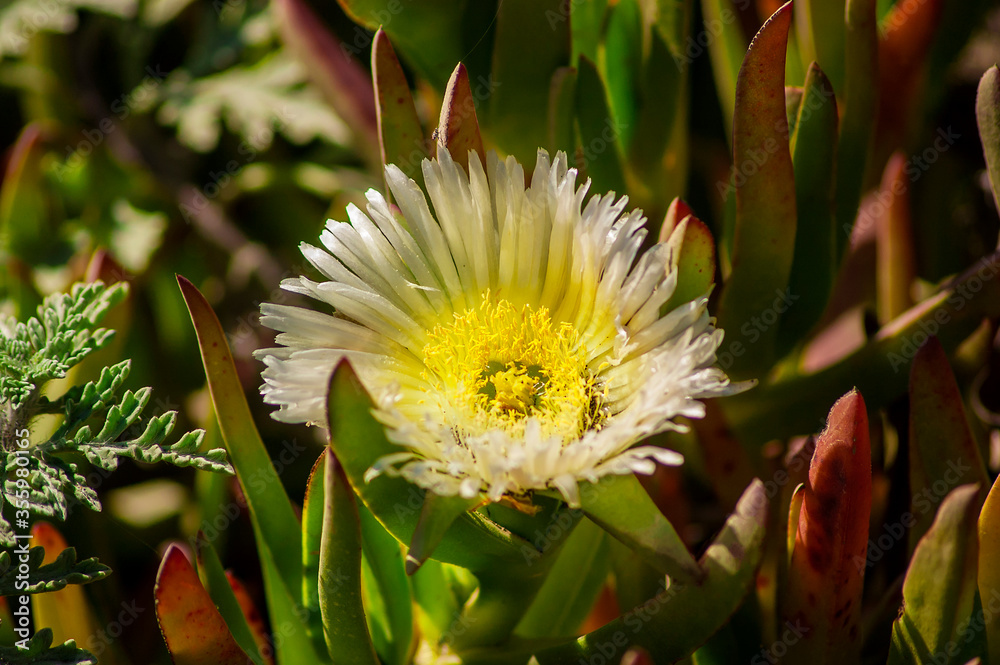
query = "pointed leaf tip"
xmin=436 ymin=63 xmax=485 ymax=174
xmin=784 ymin=389 xmax=871 ymax=663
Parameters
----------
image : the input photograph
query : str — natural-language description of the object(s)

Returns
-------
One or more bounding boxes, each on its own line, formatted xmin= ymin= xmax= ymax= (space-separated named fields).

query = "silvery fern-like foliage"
xmin=0 ymin=629 xmax=97 ymax=664
xmin=0 ymin=281 xmax=233 ymax=663
xmin=0 ymin=282 xmax=232 ymax=548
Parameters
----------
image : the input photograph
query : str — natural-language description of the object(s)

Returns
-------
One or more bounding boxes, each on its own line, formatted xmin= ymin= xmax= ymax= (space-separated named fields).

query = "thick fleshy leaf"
xmin=407 ymin=493 xmax=479 ymax=574
xmin=435 ymin=64 xmax=485 ymax=174
xmin=319 ymin=451 xmax=379 ymax=665
xmin=723 ymin=249 xmax=1000 ymax=443
xmin=359 ymin=505 xmax=413 ymax=665
xmin=302 ymin=451 xmax=331 ymax=658
xmin=601 ymin=0 xmax=642 ymax=150
xmin=978 ymin=476 xmax=1000 ymax=665
xmin=777 ymin=62 xmax=838 ymax=352
xmin=334 ymin=0 xmax=467 ymax=90
xmin=575 ymin=56 xmax=627 ymax=195
xmin=908 ymin=336 xmax=990 ymax=549
xmin=372 ymin=29 xmax=427 ymax=189
xmin=487 ymin=0 xmax=571 ymax=164
xmin=580 ymin=473 xmax=702 ymax=584
xmin=273 ymin=0 xmax=378 ymax=161
xmin=178 ymin=276 xmax=302 ymax=594
xmin=794 ymin=0 xmax=846 ymax=94
xmin=178 ymin=276 xmax=320 ymax=665
xmin=888 ymin=485 xmax=983 ymax=665
xmin=547 ymin=67 xmax=577 ymax=155
xmin=534 ymin=480 xmax=768 ymax=663
xmin=325 ymin=360 xmax=539 ymax=572
xmin=715 ymin=2 xmax=796 ymax=381
xmin=659 ymin=209 xmax=717 ymax=315
xmin=628 ymin=24 xmax=687 ymax=213
xmin=29 ymin=523 xmax=103 ymax=653
xmin=833 ymin=0 xmax=878 ymax=253
xmin=516 ymin=517 xmax=610 ymax=638
xmin=155 ymin=545 xmax=252 ymax=665
xmin=977 ymin=66 xmax=1000 ymax=213
xmin=570 ymin=1 xmax=608 ymax=65
xmin=875 ymin=153 xmax=916 ymax=324
xmin=783 ymin=390 xmax=871 ymax=663
xmin=195 ymin=534 xmax=269 ymax=665
xmin=698 ymin=0 xmax=747 ymax=143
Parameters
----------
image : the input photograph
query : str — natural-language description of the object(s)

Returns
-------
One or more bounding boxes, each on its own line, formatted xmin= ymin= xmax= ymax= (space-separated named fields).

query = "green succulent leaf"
xmin=908 ymin=336 xmax=990 ymax=550
xmin=318 ymin=450 xmax=379 ymax=665
xmin=888 ymin=485 xmax=984 ymax=665
xmin=359 ymin=504 xmax=413 ymax=665
xmin=574 ymin=56 xmax=627 ymax=196
xmin=976 ymin=65 xmax=1000 ymax=213
xmin=833 ymin=0 xmax=878 ymax=254
xmin=488 ymin=0 xmax=571 ymax=165
xmin=778 ymin=62 xmax=839 ymax=353
xmin=715 ymin=1 xmax=796 ymax=381
xmin=978 ymin=475 xmax=1000 ymax=664
xmin=178 ymin=276 xmax=322 ymax=665
xmin=578 ymin=472 xmax=702 ymax=584
xmin=534 ymin=480 xmax=768 ymax=663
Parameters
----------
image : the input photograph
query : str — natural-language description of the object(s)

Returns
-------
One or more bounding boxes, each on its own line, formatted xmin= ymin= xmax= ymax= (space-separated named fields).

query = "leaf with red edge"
xmin=225 ymin=572 xmax=274 ymax=665
xmin=660 ymin=208 xmax=717 ymax=315
xmin=373 ymin=29 xmax=427 ymax=189
xmin=155 ymin=545 xmax=252 ymax=665
xmin=435 ymin=64 xmax=485 ymax=174
xmin=715 ymin=2 xmax=796 ymax=381
xmin=783 ymin=390 xmax=871 ymax=664
xmin=908 ymin=336 xmax=990 ymax=550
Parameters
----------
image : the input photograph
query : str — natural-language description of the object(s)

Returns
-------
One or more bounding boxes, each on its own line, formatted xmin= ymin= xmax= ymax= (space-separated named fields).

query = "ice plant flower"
xmin=255 ymin=149 xmax=747 ymax=506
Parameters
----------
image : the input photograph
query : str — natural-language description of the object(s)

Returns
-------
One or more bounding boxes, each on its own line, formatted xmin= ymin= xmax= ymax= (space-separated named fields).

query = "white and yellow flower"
xmin=255 ymin=148 xmax=746 ymax=506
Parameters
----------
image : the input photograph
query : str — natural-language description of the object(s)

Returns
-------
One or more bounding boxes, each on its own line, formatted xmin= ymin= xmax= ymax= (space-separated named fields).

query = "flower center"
xmin=422 ymin=295 xmax=601 ymax=441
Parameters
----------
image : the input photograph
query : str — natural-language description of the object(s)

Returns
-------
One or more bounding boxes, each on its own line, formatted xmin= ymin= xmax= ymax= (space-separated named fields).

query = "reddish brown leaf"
xmin=435 ymin=63 xmax=485 ymax=174
xmin=155 ymin=545 xmax=252 ymax=665
xmin=225 ymin=572 xmax=273 ymax=665
xmin=784 ymin=390 xmax=872 ymax=663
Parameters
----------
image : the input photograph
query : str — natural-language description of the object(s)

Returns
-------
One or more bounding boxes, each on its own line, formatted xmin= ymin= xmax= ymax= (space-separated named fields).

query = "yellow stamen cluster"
xmin=422 ymin=294 xmax=600 ymax=441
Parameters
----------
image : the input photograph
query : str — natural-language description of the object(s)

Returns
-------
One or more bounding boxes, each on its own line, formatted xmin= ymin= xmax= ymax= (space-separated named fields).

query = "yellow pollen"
xmin=422 ymin=294 xmax=601 ymax=441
